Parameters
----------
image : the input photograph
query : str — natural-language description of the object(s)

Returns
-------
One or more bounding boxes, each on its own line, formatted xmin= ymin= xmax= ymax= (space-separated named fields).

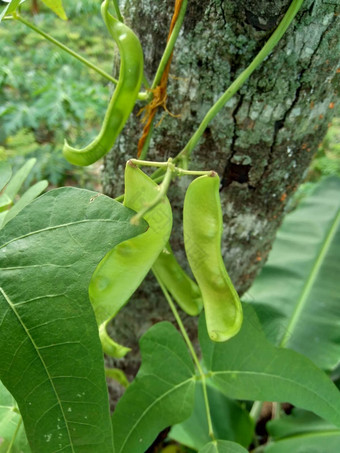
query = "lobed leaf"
xmin=0 ymin=187 xmax=147 ymax=452
xmin=244 ymin=177 xmax=340 ymax=371
xmin=169 ymin=382 xmax=253 ymax=450
xmin=200 ymin=304 xmax=340 ymax=428
xmin=112 ymin=322 xmax=196 ymax=453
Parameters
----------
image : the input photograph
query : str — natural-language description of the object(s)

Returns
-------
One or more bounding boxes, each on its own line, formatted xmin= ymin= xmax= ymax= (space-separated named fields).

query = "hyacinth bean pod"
xmin=183 ymin=173 xmax=243 ymax=342
xmin=63 ymin=0 xmax=144 ymax=166
xmin=152 ymin=242 xmax=203 ymax=316
xmin=89 ymin=161 xmax=172 ymax=356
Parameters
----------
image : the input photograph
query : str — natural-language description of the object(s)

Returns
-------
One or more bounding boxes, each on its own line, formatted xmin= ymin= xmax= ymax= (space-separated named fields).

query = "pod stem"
xmin=174 ymin=0 xmax=304 ymax=162
xmin=6 ymin=414 xmax=22 ymax=452
xmin=130 ymin=158 xmax=214 ymax=176
xmin=112 ymin=0 xmax=124 ymax=22
xmin=153 ymin=268 xmax=216 ymax=441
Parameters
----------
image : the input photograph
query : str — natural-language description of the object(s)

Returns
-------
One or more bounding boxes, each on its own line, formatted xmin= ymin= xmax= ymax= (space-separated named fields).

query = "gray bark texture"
xmin=101 ymin=0 xmax=340 ymax=405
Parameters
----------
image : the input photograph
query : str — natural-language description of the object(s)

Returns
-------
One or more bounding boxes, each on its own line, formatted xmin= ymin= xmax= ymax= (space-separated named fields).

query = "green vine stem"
xmin=150 ymin=0 xmax=188 ymax=91
xmin=153 ymin=268 xmax=216 ymax=441
xmin=174 ymin=0 xmax=304 ymax=162
xmin=112 ymin=0 xmax=124 ymax=22
xmin=6 ymin=415 xmax=22 ymax=453
xmin=13 ymin=13 xmax=118 ymax=85
xmin=130 ymin=158 xmax=213 ymax=177
xmin=11 ymin=13 xmax=149 ymax=101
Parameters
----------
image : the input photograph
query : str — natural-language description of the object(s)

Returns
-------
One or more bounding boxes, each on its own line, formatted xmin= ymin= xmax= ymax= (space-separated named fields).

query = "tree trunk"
xmin=101 ymin=0 xmax=339 ymax=405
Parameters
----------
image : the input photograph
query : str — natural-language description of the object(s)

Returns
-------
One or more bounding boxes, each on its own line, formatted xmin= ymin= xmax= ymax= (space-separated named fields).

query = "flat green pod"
xmin=183 ymin=173 xmax=242 ymax=341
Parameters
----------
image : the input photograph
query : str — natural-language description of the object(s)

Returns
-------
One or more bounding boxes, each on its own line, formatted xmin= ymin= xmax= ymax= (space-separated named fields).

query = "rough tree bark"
xmin=101 ymin=0 xmax=339 ymax=404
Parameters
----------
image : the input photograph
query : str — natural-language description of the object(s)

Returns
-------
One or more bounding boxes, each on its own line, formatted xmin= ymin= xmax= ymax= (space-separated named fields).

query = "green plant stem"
xmin=13 ymin=14 xmax=118 ymax=84
xmin=175 ymin=0 xmax=304 ymax=162
xmin=12 ymin=13 xmax=149 ymax=101
xmin=112 ymin=0 xmax=123 ymax=22
xmin=130 ymin=159 xmax=170 ymax=168
xmin=139 ymin=119 xmax=154 ymax=159
xmin=6 ymin=416 xmax=22 ymax=453
xmin=272 ymin=402 xmax=281 ymax=419
xmin=250 ymin=400 xmax=263 ymax=421
xmin=150 ymin=0 xmax=188 ymax=91
xmin=130 ymin=158 xmax=214 ymax=176
xmin=153 ymin=268 xmax=215 ymax=441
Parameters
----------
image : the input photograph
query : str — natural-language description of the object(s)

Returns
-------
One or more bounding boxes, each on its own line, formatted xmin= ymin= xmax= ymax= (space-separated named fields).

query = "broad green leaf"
xmin=2 ymin=158 xmax=36 ymax=203
xmin=0 ymin=0 xmax=25 ymax=23
xmin=198 ymin=440 xmax=248 ymax=453
xmin=41 ymin=0 xmax=67 ymax=20
xmin=1 ymin=179 xmax=48 ymax=228
xmin=265 ymin=409 xmax=340 ymax=453
xmin=199 ymin=304 xmax=340 ymax=428
xmin=170 ymin=382 xmax=253 ymax=450
xmin=0 ymin=161 xmax=12 ymax=191
xmin=112 ymin=322 xmax=196 ymax=453
xmin=0 ymin=381 xmax=30 ymax=453
xmin=0 ymin=187 xmax=147 ymax=453
xmin=244 ymin=177 xmax=340 ymax=371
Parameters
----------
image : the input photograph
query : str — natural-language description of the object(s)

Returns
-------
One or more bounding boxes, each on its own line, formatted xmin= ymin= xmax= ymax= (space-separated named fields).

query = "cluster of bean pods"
xmin=63 ymin=1 xmax=243 ymax=353
xmin=89 ymin=161 xmax=242 ymax=357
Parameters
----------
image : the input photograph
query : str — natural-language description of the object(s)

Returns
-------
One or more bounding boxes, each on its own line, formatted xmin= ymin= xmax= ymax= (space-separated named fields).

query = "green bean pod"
xmin=63 ymin=0 xmax=144 ymax=166
xmin=152 ymin=243 xmax=203 ymax=316
xmin=89 ymin=161 xmax=173 ymax=355
xmin=183 ymin=173 xmax=243 ymax=342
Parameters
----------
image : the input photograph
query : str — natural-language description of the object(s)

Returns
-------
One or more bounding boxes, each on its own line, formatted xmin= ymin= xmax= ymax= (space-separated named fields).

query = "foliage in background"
xmin=0 ymin=0 xmax=113 ymax=187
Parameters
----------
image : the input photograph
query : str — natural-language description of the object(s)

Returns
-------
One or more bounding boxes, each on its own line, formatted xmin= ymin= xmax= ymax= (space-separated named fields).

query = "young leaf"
xmin=0 ymin=0 xmax=25 ymax=23
xmin=1 ymin=158 xmax=36 ymax=203
xmin=40 ymin=0 xmax=67 ymax=20
xmin=244 ymin=177 xmax=340 ymax=371
xmin=1 ymin=179 xmax=48 ymax=228
xmin=265 ymin=409 xmax=340 ymax=453
xmin=0 ymin=193 xmax=11 ymax=212
xmin=199 ymin=304 xmax=340 ymax=428
xmin=0 ymin=381 xmax=30 ymax=453
xmin=169 ymin=382 xmax=254 ymax=450
xmin=0 ymin=160 xmax=12 ymax=192
xmin=0 ymin=187 xmax=147 ymax=453
xmin=112 ymin=322 xmax=196 ymax=453
xmin=198 ymin=440 xmax=248 ymax=453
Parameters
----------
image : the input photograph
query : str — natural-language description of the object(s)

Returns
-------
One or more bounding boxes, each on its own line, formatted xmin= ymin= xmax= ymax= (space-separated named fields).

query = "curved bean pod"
xmin=89 ymin=161 xmax=173 ymax=355
xmin=183 ymin=173 xmax=243 ymax=342
xmin=152 ymin=242 xmax=203 ymax=316
xmin=63 ymin=0 xmax=144 ymax=166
